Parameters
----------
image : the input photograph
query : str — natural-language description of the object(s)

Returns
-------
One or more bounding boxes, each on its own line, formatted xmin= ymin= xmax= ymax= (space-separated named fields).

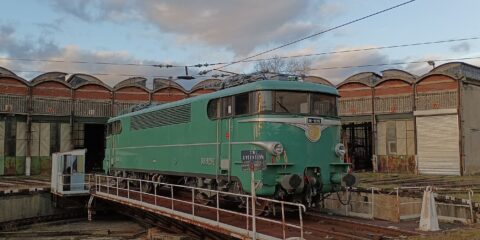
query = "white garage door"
xmin=416 ymin=114 xmax=460 ymax=175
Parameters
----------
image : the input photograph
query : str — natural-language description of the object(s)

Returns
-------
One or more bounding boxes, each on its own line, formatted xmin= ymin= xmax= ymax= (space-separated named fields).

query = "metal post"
xmin=246 ymin=197 xmax=250 ymax=231
xmin=299 ymin=205 xmax=304 ymax=239
xmin=251 ymin=170 xmax=256 ymax=240
xmin=281 ymin=202 xmax=286 ymax=239
xmin=345 ymin=187 xmax=349 ymax=216
xmin=127 ymin=180 xmax=130 ymax=199
xmin=116 ymin=177 xmax=119 ymax=196
xmin=468 ymin=190 xmax=475 ymax=223
xmin=371 ymin=188 xmax=375 ymax=219
xmin=154 ymin=184 xmax=157 ymax=206
xmin=87 ymin=195 xmax=94 ymax=221
xmin=107 ymin=177 xmax=110 ymax=194
xmin=192 ymin=189 xmax=195 ymax=216
xmin=216 ymin=193 xmax=220 ymax=223
xmin=396 ymin=188 xmax=400 ymax=222
xmin=140 ymin=180 xmax=143 ymax=202
xmin=171 ymin=185 xmax=174 ymax=210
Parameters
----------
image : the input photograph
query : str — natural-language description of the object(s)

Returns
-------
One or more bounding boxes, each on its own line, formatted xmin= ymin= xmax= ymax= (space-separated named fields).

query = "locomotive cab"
xmin=207 ymin=83 xmax=355 ymax=203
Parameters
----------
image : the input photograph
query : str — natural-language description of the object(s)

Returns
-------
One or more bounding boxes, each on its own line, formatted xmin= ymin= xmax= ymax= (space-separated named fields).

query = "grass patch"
xmin=409 ymin=225 xmax=480 ymax=240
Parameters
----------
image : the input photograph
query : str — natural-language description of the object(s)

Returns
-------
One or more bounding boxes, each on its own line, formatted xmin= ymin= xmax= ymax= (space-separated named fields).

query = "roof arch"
xmin=114 ymin=77 xmax=149 ymax=92
xmin=0 ymin=66 xmax=17 ymax=76
xmin=428 ymin=61 xmax=480 ymax=80
xmin=415 ymin=72 xmax=460 ymax=85
xmin=337 ymin=72 xmax=381 ymax=88
xmin=303 ymin=75 xmax=334 ymax=86
xmin=381 ymin=69 xmax=416 ymax=81
xmin=430 ymin=62 xmax=464 ymax=74
xmin=67 ymin=73 xmax=112 ymax=90
xmin=31 ymin=72 xmax=70 ymax=87
xmin=374 ymin=69 xmax=416 ymax=87
xmin=190 ymin=78 xmax=222 ymax=92
xmin=152 ymin=78 xmax=186 ymax=93
xmin=0 ymin=72 xmax=30 ymax=86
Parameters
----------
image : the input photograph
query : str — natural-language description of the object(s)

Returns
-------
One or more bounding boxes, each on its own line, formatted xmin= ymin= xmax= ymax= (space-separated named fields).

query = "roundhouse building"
xmin=0 ymin=68 xmax=30 ymax=175
xmin=337 ymin=72 xmax=380 ymax=172
xmin=189 ymin=79 xmax=222 ymax=97
xmin=151 ymin=78 xmax=188 ymax=104
xmin=1 ymin=63 xmax=479 ymax=176
xmin=0 ymin=67 xmax=214 ymax=176
xmin=337 ymin=62 xmax=480 ymax=175
xmin=113 ymin=77 xmax=150 ymax=115
xmin=374 ymin=69 xmax=416 ymax=174
xmin=414 ymin=62 xmax=480 ymax=175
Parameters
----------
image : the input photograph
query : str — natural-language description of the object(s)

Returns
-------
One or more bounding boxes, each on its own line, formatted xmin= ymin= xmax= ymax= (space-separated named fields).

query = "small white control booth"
xmin=51 ymin=149 xmax=90 ymax=196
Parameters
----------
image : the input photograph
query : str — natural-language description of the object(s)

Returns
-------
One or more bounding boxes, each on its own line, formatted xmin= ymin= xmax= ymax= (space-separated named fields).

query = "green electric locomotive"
xmin=103 ymin=79 xmax=354 ymax=206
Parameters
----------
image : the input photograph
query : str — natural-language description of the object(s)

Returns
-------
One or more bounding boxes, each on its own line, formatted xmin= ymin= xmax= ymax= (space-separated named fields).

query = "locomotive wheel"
xmin=141 ymin=181 xmax=153 ymax=193
xmin=195 ymin=192 xmax=212 ymax=206
xmin=250 ymin=199 xmax=269 ymax=216
xmin=118 ymin=179 xmax=127 ymax=189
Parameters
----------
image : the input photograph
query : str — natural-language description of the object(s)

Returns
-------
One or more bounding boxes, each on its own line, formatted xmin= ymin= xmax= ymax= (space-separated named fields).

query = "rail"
xmin=93 ymin=175 xmax=306 ymax=240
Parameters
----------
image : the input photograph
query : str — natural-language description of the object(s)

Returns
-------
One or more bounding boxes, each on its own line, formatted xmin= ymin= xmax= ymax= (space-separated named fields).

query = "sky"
xmin=0 ymin=0 xmax=479 ymax=89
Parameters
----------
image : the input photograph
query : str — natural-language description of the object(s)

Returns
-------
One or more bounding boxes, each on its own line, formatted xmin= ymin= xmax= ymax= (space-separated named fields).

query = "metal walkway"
xmin=90 ymin=175 xmax=305 ymax=240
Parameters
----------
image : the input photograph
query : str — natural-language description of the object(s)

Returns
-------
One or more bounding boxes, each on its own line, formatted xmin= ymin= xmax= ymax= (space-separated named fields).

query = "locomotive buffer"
xmin=241 ymin=150 xmax=266 ymax=240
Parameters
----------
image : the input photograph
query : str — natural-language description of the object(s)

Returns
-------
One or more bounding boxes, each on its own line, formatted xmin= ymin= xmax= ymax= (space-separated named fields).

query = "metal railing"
xmin=394 ymin=186 xmax=476 ymax=224
xmin=94 ymin=175 xmax=306 ymax=240
xmin=322 ymin=187 xmax=379 ymax=220
xmin=321 ymin=186 xmax=476 ymax=224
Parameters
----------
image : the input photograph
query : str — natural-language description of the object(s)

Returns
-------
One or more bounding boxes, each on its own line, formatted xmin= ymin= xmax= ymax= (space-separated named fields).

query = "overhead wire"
xmin=204 ymin=0 xmax=417 ymax=72
xmin=196 ymin=36 xmax=480 ymax=70
xmin=7 ymin=69 xmax=208 ymax=79
xmin=243 ymin=37 xmax=480 ymax=62
xmin=307 ymin=56 xmax=480 ymax=71
xmin=0 ymin=57 xmax=185 ymax=68
xmin=1 ymin=36 xmax=477 ymax=73
xmin=8 ymin=56 xmax=480 ymax=79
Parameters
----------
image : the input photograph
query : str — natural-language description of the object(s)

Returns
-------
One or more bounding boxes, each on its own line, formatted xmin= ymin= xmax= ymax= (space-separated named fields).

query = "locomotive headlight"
xmin=335 ymin=143 xmax=346 ymax=158
xmin=273 ymin=143 xmax=284 ymax=156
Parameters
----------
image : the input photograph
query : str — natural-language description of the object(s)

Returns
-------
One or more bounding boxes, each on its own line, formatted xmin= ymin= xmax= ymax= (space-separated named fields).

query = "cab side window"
xmin=221 ymin=97 xmax=233 ymax=117
xmin=207 ymin=98 xmax=221 ymax=119
xmin=108 ymin=121 xmax=122 ymax=135
xmin=234 ymin=93 xmax=250 ymax=116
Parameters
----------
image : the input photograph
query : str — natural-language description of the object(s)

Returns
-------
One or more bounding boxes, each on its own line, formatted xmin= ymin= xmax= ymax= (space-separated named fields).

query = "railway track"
xmin=0 ymin=211 xmax=86 ymax=231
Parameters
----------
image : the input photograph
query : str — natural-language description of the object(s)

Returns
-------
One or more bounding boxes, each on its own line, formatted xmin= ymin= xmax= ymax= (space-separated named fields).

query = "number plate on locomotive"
xmin=241 ymin=150 xmax=266 ymax=171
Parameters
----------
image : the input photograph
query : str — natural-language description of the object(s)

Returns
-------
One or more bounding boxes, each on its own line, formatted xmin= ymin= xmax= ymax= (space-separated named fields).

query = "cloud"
xmin=49 ymin=0 xmax=330 ymax=55
xmin=50 ymin=0 xmax=97 ymax=21
xmin=450 ymin=42 xmax=471 ymax=53
xmin=0 ymin=24 xmax=189 ymax=87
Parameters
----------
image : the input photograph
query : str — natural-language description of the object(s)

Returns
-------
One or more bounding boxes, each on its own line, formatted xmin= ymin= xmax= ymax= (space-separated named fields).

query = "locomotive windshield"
xmin=208 ymin=90 xmax=337 ymax=119
xmin=255 ymin=91 xmax=337 ymax=116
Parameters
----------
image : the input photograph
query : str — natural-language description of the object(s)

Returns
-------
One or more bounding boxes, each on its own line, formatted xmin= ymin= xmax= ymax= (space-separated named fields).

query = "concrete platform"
xmin=0 ymin=176 xmax=50 ymax=195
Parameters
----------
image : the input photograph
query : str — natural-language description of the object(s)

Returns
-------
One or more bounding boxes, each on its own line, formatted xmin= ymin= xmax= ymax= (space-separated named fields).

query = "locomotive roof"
xmin=110 ymin=80 xmax=338 ymax=121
